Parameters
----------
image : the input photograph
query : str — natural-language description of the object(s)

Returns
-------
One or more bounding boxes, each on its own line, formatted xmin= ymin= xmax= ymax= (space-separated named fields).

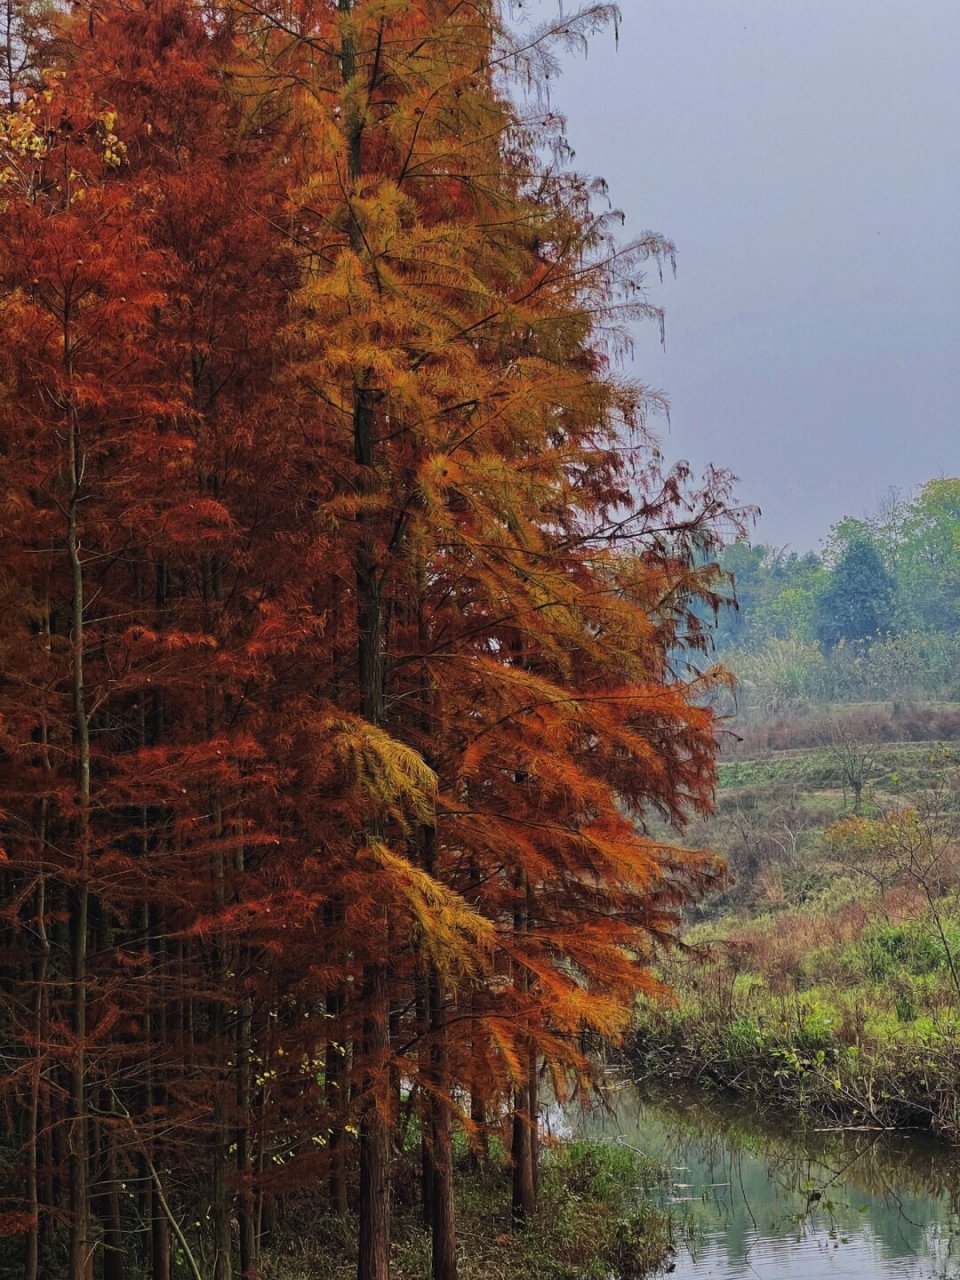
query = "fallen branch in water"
xmin=812 ymin=1124 xmax=917 ymax=1133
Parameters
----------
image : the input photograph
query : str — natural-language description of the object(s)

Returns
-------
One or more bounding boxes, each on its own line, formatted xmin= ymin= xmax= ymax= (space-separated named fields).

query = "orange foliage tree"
xmin=0 ymin=1 xmax=740 ymax=1278
xmin=259 ymin=0 xmax=739 ymax=1273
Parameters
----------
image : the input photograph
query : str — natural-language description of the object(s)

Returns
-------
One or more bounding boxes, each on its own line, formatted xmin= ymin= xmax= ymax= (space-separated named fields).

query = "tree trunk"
xmin=210 ymin=848 xmax=232 ymax=1280
xmin=326 ymin=986 xmax=349 ymax=1216
xmin=66 ymin=306 xmax=94 ymax=1280
xmin=429 ymin=966 xmax=456 ymax=1280
xmin=354 ymin=374 xmax=393 ymax=1278
xmin=341 ymin=4 xmax=392 ymax=1273
xmin=526 ymin=882 xmax=539 ymax=1198
xmin=143 ymin=898 xmax=170 ymax=1280
xmin=415 ymin=814 xmax=456 ymax=1280
xmin=351 ymin=130 xmax=391 ymax=1280
xmin=150 ymin=1188 xmax=171 ymax=1280
xmin=528 ymin=1048 xmax=539 ymax=1198
xmin=358 ymin=965 xmax=391 ymax=1280
xmin=511 ymin=1089 xmax=536 ymax=1228
xmin=416 ymin=975 xmax=433 ymax=1228
xmin=237 ymin=995 xmax=257 ymax=1280
xmin=98 ymin=1120 xmax=126 ymax=1280
xmin=511 ymin=882 xmax=536 ymax=1228
xmin=208 ymin=791 xmax=232 ymax=1280
xmin=212 ymin=1088 xmax=233 ymax=1280
xmin=469 ymin=1091 xmax=487 ymax=1170
xmin=25 ymin=810 xmax=50 ymax=1280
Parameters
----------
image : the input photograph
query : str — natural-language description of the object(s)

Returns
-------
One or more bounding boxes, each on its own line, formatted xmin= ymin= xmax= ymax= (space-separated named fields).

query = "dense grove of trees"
xmin=716 ymin=480 xmax=960 ymax=653
xmin=0 ymin=2 xmax=736 ymax=1278
xmin=712 ymin=481 xmax=960 ymax=715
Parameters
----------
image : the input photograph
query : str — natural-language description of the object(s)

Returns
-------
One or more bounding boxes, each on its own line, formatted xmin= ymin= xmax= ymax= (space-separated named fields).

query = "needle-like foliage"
xmin=0 ymin=2 xmax=741 ymax=1277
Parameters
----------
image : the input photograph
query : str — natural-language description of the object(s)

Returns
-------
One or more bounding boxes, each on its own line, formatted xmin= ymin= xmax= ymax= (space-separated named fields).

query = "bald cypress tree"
xmin=817 ymin=534 xmax=896 ymax=648
xmin=266 ymin=1 xmax=738 ymax=1272
xmin=0 ymin=3 xmax=738 ymax=1278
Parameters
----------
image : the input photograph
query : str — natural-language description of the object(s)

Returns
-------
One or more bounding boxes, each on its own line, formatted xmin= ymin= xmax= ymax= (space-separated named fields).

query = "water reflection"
xmin=577 ymin=1084 xmax=960 ymax=1279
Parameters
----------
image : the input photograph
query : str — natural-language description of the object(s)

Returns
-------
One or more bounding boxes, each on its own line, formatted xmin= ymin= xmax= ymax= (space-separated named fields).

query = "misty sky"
xmin=529 ymin=0 xmax=960 ymax=551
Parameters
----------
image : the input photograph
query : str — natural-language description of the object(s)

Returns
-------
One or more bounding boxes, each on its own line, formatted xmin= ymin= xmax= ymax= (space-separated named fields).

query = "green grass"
xmin=636 ymin=705 xmax=960 ymax=1138
xmin=718 ymin=741 xmax=951 ymax=794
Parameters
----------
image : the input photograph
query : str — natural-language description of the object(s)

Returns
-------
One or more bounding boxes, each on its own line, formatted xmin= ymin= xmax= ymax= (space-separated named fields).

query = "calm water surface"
xmin=571 ymin=1085 xmax=960 ymax=1280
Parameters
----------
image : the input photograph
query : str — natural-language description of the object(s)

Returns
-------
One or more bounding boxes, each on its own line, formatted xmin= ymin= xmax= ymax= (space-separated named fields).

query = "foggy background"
xmin=528 ymin=0 xmax=960 ymax=549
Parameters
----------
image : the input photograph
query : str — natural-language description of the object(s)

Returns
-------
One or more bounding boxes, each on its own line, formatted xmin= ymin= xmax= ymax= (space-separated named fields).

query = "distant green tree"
xmin=712 ymin=542 xmax=769 ymax=649
xmin=762 ymin=553 xmax=823 ymax=642
xmin=815 ymin=531 xmax=896 ymax=649
xmin=894 ymin=478 xmax=960 ymax=632
xmin=822 ymin=516 xmax=879 ymax=566
xmin=713 ymin=542 xmax=823 ymax=651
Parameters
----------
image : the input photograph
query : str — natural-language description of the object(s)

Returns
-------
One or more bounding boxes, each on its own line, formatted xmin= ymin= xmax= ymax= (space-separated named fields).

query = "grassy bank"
xmin=265 ymin=1140 xmax=673 ymax=1280
xmin=633 ymin=953 xmax=960 ymax=1139
xmin=633 ymin=710 xmax=960 ymax=1139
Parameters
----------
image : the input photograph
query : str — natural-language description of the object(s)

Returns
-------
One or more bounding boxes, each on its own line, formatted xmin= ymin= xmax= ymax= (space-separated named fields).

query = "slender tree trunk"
xmin=144 ymin=947 xmax=171 ymax=1280
xmin=254 ymin=1021 xmax=270 ymax=1263
xmin=25 ymin=869 xmax=49 ymax=1280
xmin=206 ymin=685 xmax=231 ymax=1280
xmin=467 ymin=986 xmax=487 ymax=1172
xmin=199 ymin=396 xmax=233 ymax=1280
xmin=510 ymin=1088 xmax=535 ymax=1228
xmin=210 ymin=829 xmax=233 ymax=1280
xmin=151 ymin=1181 xmax=171 ymax=1280
xmin=511 ymin=885 xmax=535 ymax=1228
xmin=259 ymin=1194 xmax=275 ymax=1251
xmin=354 ymin=368 xmax=392 ymax=1280
xmin=416 ymin=812 xmax=456 ymax=1280
xmin=525 ymin=882 xmax=539 ymax=1199
xmin=237 ymin=982 xmax=257 ymax=1278
xmin=231 ymin=824 xmax=255 ymax=1279
xmin=212 ymin=1075 xmax=232 ymax=1280
xmin=469 ymin=1084 xmax=487 ymax=1171
xmin=65 ymin=300 xmax=95 ymax=1280
xmin=326 ymin=985 xmax=349 ymax=1216
xmin=98 ymin=1118 xmax=126 ymax=1280
xmin=347 ymin=70 xmax=391 ymax=1280
xmin=528 ymin=1048 xmax=539 ymax=1199
xmin=428 ymin=964 xmax=456 ymax=1280
xmin=358 ymin=965 xmax=391 ymax=1280
xmin=416 ymin=974 xmax=432 ymax=1228
xmin=94 ymin=901 xmax=126 ymax=1280
xmin=141 ymin=803 xmax=170 ymax=1280
xmin=338 ymin=5 xmax=392 ymax=1273
xmin=355 ymin=399 xmax=392 ymax=1280
xmin=39 ymin=1019 xmax=55 ymax=1263
xmin=26 ymin=700 xmax=52 ymax=1280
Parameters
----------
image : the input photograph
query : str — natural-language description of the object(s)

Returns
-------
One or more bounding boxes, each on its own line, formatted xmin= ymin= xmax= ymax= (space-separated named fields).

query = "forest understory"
xmin=262 ymin=1140 xmax=672 ymax=1280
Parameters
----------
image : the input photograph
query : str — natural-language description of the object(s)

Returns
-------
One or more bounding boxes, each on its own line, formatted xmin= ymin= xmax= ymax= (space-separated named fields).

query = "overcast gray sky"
xmin=532 ymin=0 xmax=960 ymax=551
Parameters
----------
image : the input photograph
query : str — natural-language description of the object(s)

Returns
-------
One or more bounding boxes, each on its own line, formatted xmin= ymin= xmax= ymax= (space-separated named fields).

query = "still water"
xmin=575 ymin=1085 xmax=960 ymax=1280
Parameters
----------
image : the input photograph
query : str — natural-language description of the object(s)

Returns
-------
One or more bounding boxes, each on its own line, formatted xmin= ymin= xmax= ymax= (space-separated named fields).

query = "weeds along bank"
xmin=631 ymin=709 xmax=960 ymax=1140
xmin=632 ymin=913 xmax=960 ymax=1139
